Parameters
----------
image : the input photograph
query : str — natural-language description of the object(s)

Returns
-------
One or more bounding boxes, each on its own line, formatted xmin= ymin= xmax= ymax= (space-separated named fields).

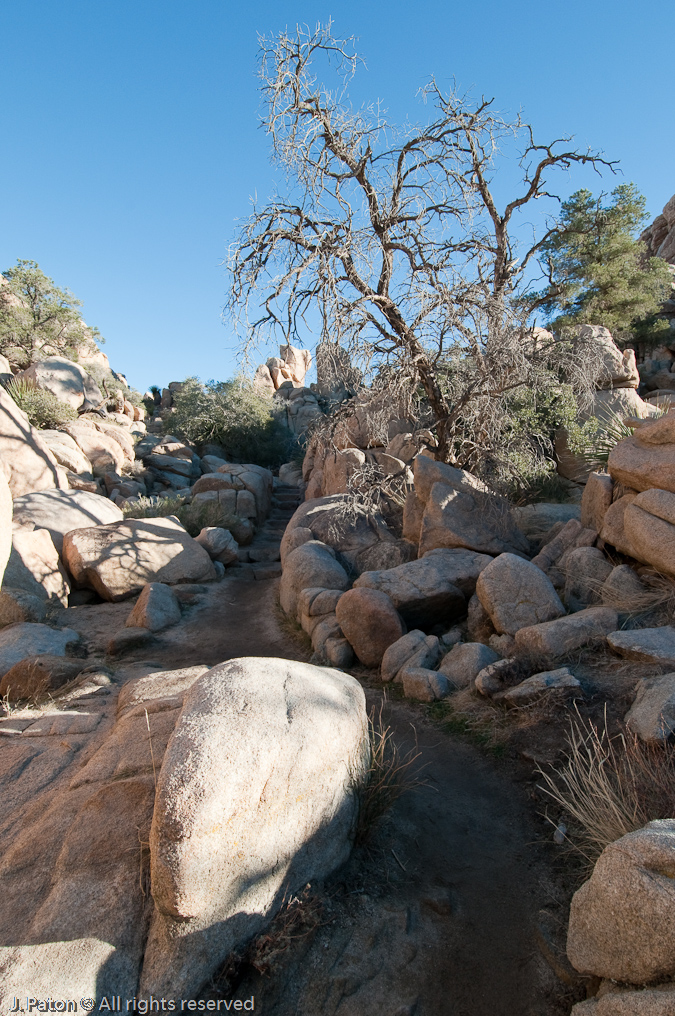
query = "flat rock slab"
xmin=514 ymin=608 xmax=619 ymax=658
xmin=607 ymin=627 xmax=675 ymax=666
xmin=0 ymin=623 xmax=82 ymax=679
xmin=498 ymin=668 xmax=580 ymax=707
xmin=23 ymin=711 xmax=102 ymax=736
xmin=11 ymin=488 xmax=123 ymax=554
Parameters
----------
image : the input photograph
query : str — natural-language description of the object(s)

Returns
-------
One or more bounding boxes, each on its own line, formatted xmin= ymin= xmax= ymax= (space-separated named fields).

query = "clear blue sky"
xmin=1 ymin=0 xmax=673 ymax=392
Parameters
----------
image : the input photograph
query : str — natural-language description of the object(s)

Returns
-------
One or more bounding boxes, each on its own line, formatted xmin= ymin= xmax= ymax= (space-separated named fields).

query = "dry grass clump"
xmin=537 ymin=708 xmax=675 ymax=864
xmin=595 ymin=568 xmax=675 ymax=626
xmin=123 ymin=494 xmax=241 ymax=538
xmin=353 ymin=702 xmax=424 ymax=845
xmin=246 ymin=885 xmax=323 ymax=976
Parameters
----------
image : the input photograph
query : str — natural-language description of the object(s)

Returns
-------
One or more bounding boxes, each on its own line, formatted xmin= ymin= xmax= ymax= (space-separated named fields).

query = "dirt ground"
xmin=53 ymin=571 xmax=593 ymax=1015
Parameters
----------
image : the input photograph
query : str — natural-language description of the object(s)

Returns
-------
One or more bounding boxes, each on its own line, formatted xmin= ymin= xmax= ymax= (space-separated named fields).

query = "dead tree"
xmin=228 ymin=22 xmax=614 ymax=464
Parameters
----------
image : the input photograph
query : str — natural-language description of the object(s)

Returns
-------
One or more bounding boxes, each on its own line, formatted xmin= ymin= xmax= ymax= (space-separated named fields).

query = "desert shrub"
xmin=3 ymin=377 xmax=77 ymax=429
xmin=122 ymin=494 xmax=241 ymax=538
xmin=84 ymin=361 xmax=144 ymax=408
xmin=170 ymin=376 xmax=298 ymax=467
xmin=568 ymin=408 xmax=664 ymax=474
xmin=537 ymin=711 xmax=675 ymax=863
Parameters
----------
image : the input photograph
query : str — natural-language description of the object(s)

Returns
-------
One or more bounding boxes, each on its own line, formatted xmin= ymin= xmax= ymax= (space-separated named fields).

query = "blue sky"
xmin=1 ymin=0 xmax=673 ymax=392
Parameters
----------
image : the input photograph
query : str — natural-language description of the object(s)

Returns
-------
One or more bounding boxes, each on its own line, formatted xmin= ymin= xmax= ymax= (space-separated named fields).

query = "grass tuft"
xmin=537 ymin=707 xmax=675 ymax=864
xmin=352 ymin=701 xmax=424 ymax=846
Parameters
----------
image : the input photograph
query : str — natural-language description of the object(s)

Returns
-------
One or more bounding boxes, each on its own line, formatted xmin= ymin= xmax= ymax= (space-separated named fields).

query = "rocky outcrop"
xmin=141 ymin=657 xmax=368 ymax=997
xmin=62 ymin=517 xmax=217 ymax=601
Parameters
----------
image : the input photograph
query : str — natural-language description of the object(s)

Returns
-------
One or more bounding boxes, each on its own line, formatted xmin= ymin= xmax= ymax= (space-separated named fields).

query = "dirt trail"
xmin=52 ymin=488 xmax=577 ymax=1015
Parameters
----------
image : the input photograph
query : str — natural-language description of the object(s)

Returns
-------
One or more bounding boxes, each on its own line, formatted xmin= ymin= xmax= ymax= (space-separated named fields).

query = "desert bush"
xmin=3 ymin=377 xmax=77 ymax=429
xmin=537 ymin=710 xmax=675 ymax=863
xmin=170 ymin=376 xmax=298 ymax=467
xmin=122 ymin=495 xmax=242 ymax=538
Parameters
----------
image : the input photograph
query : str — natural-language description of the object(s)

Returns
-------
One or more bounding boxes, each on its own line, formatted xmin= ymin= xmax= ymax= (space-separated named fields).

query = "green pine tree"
xmin=535 ymin=184 xmax=671 ymax=346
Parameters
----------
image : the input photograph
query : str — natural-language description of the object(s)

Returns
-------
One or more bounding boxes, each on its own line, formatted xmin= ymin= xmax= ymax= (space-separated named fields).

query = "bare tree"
xmin=228 ymin=22 xmax=614 ymax=465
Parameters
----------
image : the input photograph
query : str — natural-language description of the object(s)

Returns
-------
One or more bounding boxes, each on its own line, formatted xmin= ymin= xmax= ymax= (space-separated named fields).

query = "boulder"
xmin=600 ymin=564 xmax=647 ymax=607
xmin=599 ymin=493 xmax=639 ymax=557
xmin=0 ymin=654 xmax=86 ymax=701
xmin=62 ymin=517 xmax=216 ymax=602
xmin=282 ymin=494 xmax=407 ymax=574
xmin=467 ymin=593 xmax=496 ymax=643
xmin=140 ymin=657 xmax=368 ymax=997
xmin=608 ymin=436 xmax=675 ymax=494
xmin=380 ymin=630 xmax=429 ymax=683
xmin=439 ymin=642 xmax=499 ymax=689
xmin=65 ymin=420 xmax=126 ymax=476
xmin=476 ymin=553 xmax=565 ymax=635
xmin=607 ymin=627 xmax=675 ymax=667
xmin=623 ymin=491 xmax=675 ymax=575
xmin=0 ymin=623 xmax=82 ymax=678
xmin=17 ymin=356 xmax=103 ymax=410
xmin=279 ymin=343 xmax=312 ymax=384
xmin=402 ymin=489 xmax=425 ymax=544
xmin=571 ymin=987 xmax=675 ymax=1015
xmin=322 ymin=447 xmax=367 ymax=496
xmin=194 ymin=526 xmax=238 ymax=565
xmin=581 ymin=472 xmax=614 ymax=533
xmin=418 ymin=483 xmax=530 ymax=557
xmin=567 ymin=820 xmax=675 ymax=983
xmin=3 ymin=526 xmax=70 ymax=606
xmin=498 ymin=667 xmax=580 ymax=707
xmin=353 ymin=549 xmax=485 ymax=629
xmin=125 ymin=583 xmax=182 ymax=632
xmin=335 ymin=588 xmax=405 ymax=668
xmin=625 ymin=674 xmax=675 ymax=743
xmin=514 ymin=607 xmax=619 ymax=657
xmin=0 ymin=470 xmax=11 ymax=586
xmin=402 ymin=668 xmax=449 ymax=702
xmin=512 ymin=502 xmax=581 ymax=540
xmin=280 ymin=526 xmax=314 ymax=566
xmin=562 ymin=547 xmax=614 ymax=609
xmin=11 ymin=489 xmax=123 ymax=555
xmin=40 ymin=429 xmax=93 ymax=475
xmin=572 ymin=324 xmax=640 ymax=389
xmin=279 ymin=540 xmax=349 ymax=617
xmin=412 ymin=454 xmax=487 ymax=505
xmin=397 ymin=634 xmax=442 ymax=682
xmin=0 ymin=386 xmax=68 ymax=496
xmin=0 ymin=588 xmax=46 ymax=625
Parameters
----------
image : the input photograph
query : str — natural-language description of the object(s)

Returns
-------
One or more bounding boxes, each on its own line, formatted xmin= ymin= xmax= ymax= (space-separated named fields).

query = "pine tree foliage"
xmin=534 ymin=185 xmax=671 ymax=344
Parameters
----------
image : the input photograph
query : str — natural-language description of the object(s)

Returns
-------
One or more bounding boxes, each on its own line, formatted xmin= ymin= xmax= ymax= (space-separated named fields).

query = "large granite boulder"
xmin=3 ymin=525 xmax=70 ymax=607
xmin=335 ymin=587 xmax=404 ymax=667
xmin=62 ymin=517 xmax=216 ymax=601
xmin=608 ymin=431 xmax=675 ymax=494
xmin=0 ymin=470 xmax=11 ymax=586
xmin=514 ymin=607 xmax=618 ymax=657
xmin=11 ymin=488 xmax=123 ymax=555
xmin=140 ymin=657 xmax=368 ymax=997
xmin=567 ymin=820 xmax=675 ymax=984
xmin=0 ymin=386 xmax=68 ymax=496
xmin=418 ymin=483 xmax=530 ymax=557
xmin=17 ymin=355 xmax=103 ymax=410
xmin=353 ymin=548 xmax=487 ymax=628
xmin=475 ymin=553 xmax=565 ymax=635
xmin=279 ymin=540 xmax=349 ymax=618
